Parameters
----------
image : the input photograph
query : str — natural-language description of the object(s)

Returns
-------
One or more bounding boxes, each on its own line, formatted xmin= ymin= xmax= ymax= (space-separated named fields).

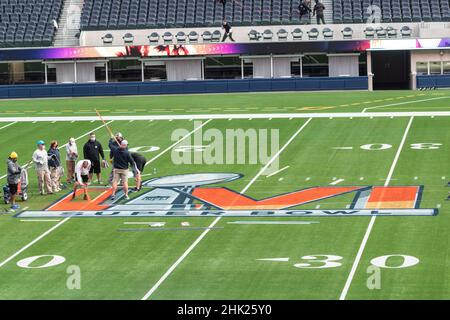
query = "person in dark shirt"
xmin=107 ymin=132 xmax=124 ymax=185
xmin=221 ymin=20 xmax=235 ymax=42
xmin=110 ymin=140 xmax=137 ymax=200
xmin=298 ymin=0 xmax=312 ymax=23
xmin=131 ymin=152 xmax=147 ymax=191
xmin=313 ymin=0 xmax=326 ymax=24
xmin=47 ymin=140 xmax=62 ymax=193
xmin=83 ymin=133 xmax=106 ymax=184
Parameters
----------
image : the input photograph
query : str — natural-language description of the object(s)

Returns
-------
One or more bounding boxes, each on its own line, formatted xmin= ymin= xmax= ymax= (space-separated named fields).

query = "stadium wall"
xmin=0 ymin=77 xmax=367 ymax=99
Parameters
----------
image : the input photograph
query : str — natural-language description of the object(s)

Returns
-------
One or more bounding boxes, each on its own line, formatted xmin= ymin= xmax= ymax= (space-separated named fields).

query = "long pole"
xmin=94 ymin=109 xmax=120 ymax=146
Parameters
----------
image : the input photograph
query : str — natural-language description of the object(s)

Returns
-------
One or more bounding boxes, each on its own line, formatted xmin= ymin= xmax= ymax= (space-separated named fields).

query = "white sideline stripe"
xmin=362 ymin=96 xmax=450 ymax=112
xmin=0 ymin=217 xmax=70 ymax=268
xmin=145 ymin=119 xmax=212 ymax=166
xmin=20 ymin=219 xmax=61 ymax=222
xmin=339 ymin=116 xmax=414 ymax=300
xmin=266 ymin=165 xmax=290 ymax=178
xmin=0 ymin=121 xmax=17 ymax=130
xmin=0 ymin=111 xmax=450 ymax=123
xmin=141 ymin=118 xmax=313 ymax=300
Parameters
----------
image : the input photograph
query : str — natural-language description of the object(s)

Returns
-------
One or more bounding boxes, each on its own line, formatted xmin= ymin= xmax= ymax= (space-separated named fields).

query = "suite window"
xmin=416 ymin=62 xmax=428 ymax=75
xmin=108 ymin=59 xmax=141 ymax=82
xmin=204 ymin=56 xmax=242 ymax=80
xmin=443 ymin=61 xmax=450 ymax=74
xmin=429 ymin=61 xmax=442 ymax=75
xmin=144 ymin=61 xmax=167 ymax=81
xmin=302 ymin=54 xmax=329 ymax=77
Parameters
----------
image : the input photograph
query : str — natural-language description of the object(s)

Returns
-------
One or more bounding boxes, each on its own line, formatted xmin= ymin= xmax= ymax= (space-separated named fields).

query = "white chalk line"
xmin=362 ymin=96 xmax=450 ymax=113
xmin=145 ymin=119 xmax=212 ymax=166
xmin=339 ymin=116 xmax=414 ymax=300
xmin=0 ymin=111 xmax=449 ymax=123
xmin=141 ymin=117 xmax=313 ymax=300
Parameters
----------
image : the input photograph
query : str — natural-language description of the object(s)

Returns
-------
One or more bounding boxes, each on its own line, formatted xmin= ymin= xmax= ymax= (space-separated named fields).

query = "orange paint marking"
xmin=48 ymin=188 xmax=113 ymax=211
xmin=192 ymin=186 xmax=364 ymax=210
xmin=365 ymin=186 xmax=419 ymax=209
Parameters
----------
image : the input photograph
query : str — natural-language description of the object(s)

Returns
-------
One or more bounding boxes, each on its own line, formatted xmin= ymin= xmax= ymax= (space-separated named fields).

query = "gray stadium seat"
xmin=262 ymin=29 xmax=273 ymax=40
xmin=188 ymin=30 xmax=198 ymax=43
xmin=341 ymin=26 xmax=353 ymax=39
xmin=307 ymin=27 xmax=319 ymax=40
xmin=322 ymin=27 xmax=333 ymax=39
xmin=292 ymin=28 xmax=303 ymax=40
xmin=123 ymin=32 xmax=134 ymax=43
xmin=248 ymin=29 xmax=261 ymax=41
xmin=277 ymin=28 xmax=288 ymax=40
xmin=148 ymin=32 xmax=159 ymax=44
xmin=176 ymin=31 xmax=187 ymax=43
xmin=102 ymin=33 xmax=113 ymax=44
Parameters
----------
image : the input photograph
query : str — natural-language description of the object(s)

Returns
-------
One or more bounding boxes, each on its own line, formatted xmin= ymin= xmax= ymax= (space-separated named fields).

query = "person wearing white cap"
xmin=66 ymin=137 xmax=78 ymax=183
xmin=110 ymin=139 xmax=137 ymax=200
xmin=32 ymin=140 xmax=53 ymax=195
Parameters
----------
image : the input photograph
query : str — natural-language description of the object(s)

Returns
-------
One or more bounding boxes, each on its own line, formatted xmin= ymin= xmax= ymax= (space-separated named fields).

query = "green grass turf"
xmin=0 ymin=90 xmax=448 ymax=299
xmin=0 ymin=90 xmax=448 ymax=117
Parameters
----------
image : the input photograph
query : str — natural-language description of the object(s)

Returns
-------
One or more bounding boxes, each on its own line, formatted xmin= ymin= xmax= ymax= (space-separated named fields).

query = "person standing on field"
xmin=32 ymin=140 xmax=53 ymax=195
xmin=72 ymin=159 xmax=92 ymax=201
xmin=48 ymin=140 xmax=62 ymax=193
xmin=83 ymin=133 xmax=106 ymax=184
xmin=107 ymin=132 xmax=124 ymax=185
xmin=66 ymin=137 xmax=78 ymax=183
xmin=130 ymin=152 xmax=146 ymax=192
xmin=110 ymin=140 xmax=137 ymax=201
xmin=6 ymin=152 xmax=22 ymax=210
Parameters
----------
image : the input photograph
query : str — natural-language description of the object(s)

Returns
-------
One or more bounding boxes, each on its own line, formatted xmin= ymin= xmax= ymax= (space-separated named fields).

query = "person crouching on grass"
xmin=110 ymin=140 xmax=138 ymax=201
xmin=7 ymin=152 xmax=22 ymax=210
xmin=72 ymin=160 xmax=91 ymax=201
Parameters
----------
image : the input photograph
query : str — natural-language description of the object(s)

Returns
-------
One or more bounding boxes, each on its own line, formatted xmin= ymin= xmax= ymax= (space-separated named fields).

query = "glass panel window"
xmin=443 ymin=61 xmax=450 ymax=74
xmin=416 ymin=61 xmax=428 ymax=75
xmin=204 ymin=56 xmax=243 ymax=80
xmin=108 ymin=59 xmax=141 ymax=82
xmin=429 ymin=61 xmax=442 ymax=75
xmin=302 ymin=54 xmax=329 ymax=77
xmin=143 ymin=61 xmax=167 ymax=81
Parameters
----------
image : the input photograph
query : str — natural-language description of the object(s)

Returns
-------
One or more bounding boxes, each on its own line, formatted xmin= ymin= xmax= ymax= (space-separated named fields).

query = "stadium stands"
xmin=0 ymin=0 xmax=449 ymax=47
xmin=333 ymin=0 xmax=450 ymax=23
xmin=0 ymin=0 xmax=63 ymax=47
xmin=80 ymin=0 xmax=450 ymax=32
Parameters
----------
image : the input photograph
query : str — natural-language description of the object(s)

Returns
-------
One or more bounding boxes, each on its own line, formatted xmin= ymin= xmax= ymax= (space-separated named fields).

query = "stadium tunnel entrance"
xmin=371 ymin=50 xmax=411 ymax=90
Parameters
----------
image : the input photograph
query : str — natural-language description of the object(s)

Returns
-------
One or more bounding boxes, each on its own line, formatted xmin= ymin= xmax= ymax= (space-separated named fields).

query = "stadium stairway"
xmin=53 ymin=0 xmax=83 ymax=47
xmin=309 ymin=0 xmax=333 ymax=24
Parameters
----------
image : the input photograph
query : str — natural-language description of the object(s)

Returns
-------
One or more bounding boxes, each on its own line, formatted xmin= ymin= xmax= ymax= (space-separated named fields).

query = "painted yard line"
xmin=0 ymin=217 xmax=71 ymax=268
xmin=266 ymin=165 xmax=290 ymax=178
xmin=20 ymin=219 xmax=61 ymax=222
xmin=141 ymin=118 xmax=313 ymax=300
xmin=361 ymin=96 xmax=450 ymax=113
xmin=145 ymin=119 xmax=212 ymax=166
xmin=333 ymin=147 xmax=353 ymax=150
xmin=0 ymin=121 xmax=17 ymax=130
xmin=0 ymin=111 xmax=450 ymax=123
xmin=228 ymin=221 xmax=319 ymax=225
xmin=339 ymin=116 xmax=414 ymax=300
xmin=330 ymin=178 xmax=345 ymax=185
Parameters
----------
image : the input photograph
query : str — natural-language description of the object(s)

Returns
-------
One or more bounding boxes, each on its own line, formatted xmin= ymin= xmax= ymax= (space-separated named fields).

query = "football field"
xmin=0 ymin=89 xmax=449 ymax=299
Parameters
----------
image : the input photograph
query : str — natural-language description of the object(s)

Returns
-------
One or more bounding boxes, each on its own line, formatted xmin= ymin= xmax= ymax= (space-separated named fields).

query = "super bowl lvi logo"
xmin=17 ymin=173 xmax=437 ymax=218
